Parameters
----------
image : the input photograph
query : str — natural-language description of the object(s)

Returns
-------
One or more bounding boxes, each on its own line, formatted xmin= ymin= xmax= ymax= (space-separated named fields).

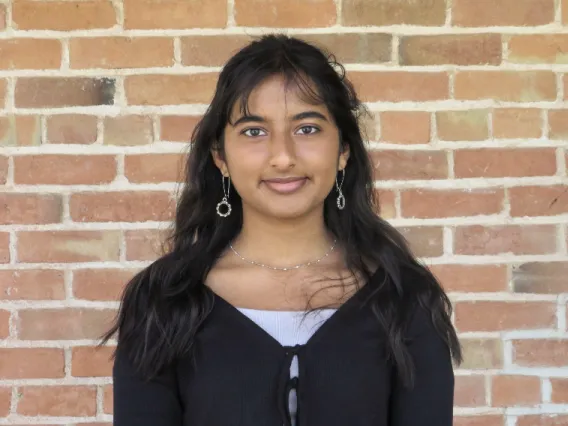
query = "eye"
xmin=296 ymin=125 xmax=320 ymax=136
xmin=242 ymin=128 xmax=267 ymax=137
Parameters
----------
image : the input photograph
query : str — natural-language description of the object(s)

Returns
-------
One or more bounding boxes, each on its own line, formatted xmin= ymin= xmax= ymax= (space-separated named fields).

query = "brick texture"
xmin=1 ymin=1 xmax=566 ymax=423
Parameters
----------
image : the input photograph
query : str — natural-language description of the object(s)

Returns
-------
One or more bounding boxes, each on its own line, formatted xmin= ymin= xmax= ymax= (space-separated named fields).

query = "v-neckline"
xmin=208 ymin=268 xmax=380 ymax=352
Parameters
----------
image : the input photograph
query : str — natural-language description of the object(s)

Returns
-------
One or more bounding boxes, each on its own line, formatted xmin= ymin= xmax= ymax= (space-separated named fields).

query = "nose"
xmin=268 ymin=131 xmax=296 ymax=170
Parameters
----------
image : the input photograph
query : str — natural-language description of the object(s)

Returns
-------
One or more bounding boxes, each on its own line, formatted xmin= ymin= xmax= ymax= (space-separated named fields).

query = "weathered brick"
xmin=454 ymin=416 xmax=504 ymax=426
xmin=436 ymin=110 xmax=489 ymax=141
xmin=371 ymin=150 xmax=448 ymax=180
xmin=17 ymin=230 xmax=121 ymax=263
xmin=512 ymin=262 xmax=568 ymax=294
xmin=509 ymin=34 xmax=568 ymax=64
xmin=71 ymin=346 xmax=114 ymax=377
xmin=13 ymin=0 xmax=117 ymax=31
xmin=493 ymin=108 xmax=542 ymax=139
xmin=46 ymin=115 xmax=98 ymax=144
xmin=517 ymin=415 xmax=568 ymax=426
xmin=396 ymin=226 xmax=443 ymax=257
xmin=235 ymin=0 xmax=336 ymax=27
xmin=454 ymin=375 xmax=486 ymax=407
xmin=73 ymin=268 xmax=138 ymax=301
xmin=548 ymin=109 xmax=568 ymax=139
xmin=350 ymin=72 xmax=449 ymax=102
xmin=343 ymin=0 xmax=446 ymax=26
xmin=491 ymin=375 xmax=541 ymax=407
xmin=125 ymin=229 xmax=169 ymax=261
xmin=15 ymin=78 xmax=115 ymax=108
xmin=124 ymin=154 xmax=185 ymax=183
xmin=0 ymin=115 xmax=42 ymax=146
xmin=0 ymin=270 xmax=65 ymax=300
xmin=103 ymin=115 xmax=153 ymax=145
xmin=17 ymin=385 xmax=96 ymax=416
xmin=453 ymin=0 xmax=554 ymax=27
xmin=0 ymin=232 xmax=9 ymax=263
xmin=455 ymin=71 xmax=556 ymax=102
xmin=124 ymin=0 xmax=227 ymax=29
xmin=513 ymin=340 xmax=568 ymax=367
xmin=509 ymin=186 xmax=568 ymax=217
xmin=379 ymin=111 xmax=431 ymax=144
xmin=0 ymin=193 xmax=62 ymax=224
xmin=125 ymin=74 xmax=218 ymax=106
xmin=0 ymin=348 xmax=65 ymax=379
xmin=400 ymin=35 xmax=502 ymax=66
xmin=460 ymin=338 xmax=503 ymax=369
xmin=429 ymin=264 xmax=508 ymax=292
xmin=160 ymin=116 xmax=201 ymax=142
xmin=401 ymin=189 xmax=503 ymax=218
xmin=70 ymin=37 xmax=174 ymax=69
xmin=0 ymin=39 xmax=61 ymax=69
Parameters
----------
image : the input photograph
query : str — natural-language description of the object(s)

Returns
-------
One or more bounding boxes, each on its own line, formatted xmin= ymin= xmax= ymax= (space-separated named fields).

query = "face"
xmin=212 ymin=74 xmax=349 ymax=221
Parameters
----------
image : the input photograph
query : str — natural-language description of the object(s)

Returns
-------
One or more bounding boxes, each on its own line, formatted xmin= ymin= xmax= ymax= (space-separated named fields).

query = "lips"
xmin=262 ymin=177 xmax=307 ymax=194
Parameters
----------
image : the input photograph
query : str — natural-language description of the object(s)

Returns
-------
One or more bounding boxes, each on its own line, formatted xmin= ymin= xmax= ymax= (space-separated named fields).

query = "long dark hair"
xmin=99 ymin=34 xmax=461 ymax=387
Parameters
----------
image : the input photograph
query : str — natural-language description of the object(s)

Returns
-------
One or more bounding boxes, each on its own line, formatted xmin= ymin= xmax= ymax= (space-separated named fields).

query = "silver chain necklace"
xmin=229 ymin=239 xmax=338 ymax=271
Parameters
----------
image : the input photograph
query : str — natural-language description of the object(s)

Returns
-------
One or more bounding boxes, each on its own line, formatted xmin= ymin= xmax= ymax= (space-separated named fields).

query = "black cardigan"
xmin=112 ymin=268 xmax=455 ymax=425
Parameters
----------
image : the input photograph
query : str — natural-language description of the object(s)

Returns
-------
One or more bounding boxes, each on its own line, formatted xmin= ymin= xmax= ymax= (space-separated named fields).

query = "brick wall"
xmin=0 ymin=0 xmax=567 ymax=425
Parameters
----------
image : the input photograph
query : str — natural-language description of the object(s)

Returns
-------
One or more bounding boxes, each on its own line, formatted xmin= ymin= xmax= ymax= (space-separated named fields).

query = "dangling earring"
xmin=336 ymin=169 xmax=346 ymax=210
xmin=216 ymin=174 xmax=232 ymax=217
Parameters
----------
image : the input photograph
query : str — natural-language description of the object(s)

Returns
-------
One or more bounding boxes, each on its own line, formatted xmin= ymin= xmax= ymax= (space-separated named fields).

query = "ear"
xmin=338 ymin=142 xmax=350 ymax=172
xmin=211 ymin=148 xmax=229 ymax=177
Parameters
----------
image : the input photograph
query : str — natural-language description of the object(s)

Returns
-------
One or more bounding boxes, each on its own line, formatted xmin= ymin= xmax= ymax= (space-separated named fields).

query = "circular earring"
xmin=216 ymin=174 xmax=232 ymax=217
xmin=336 ymin=169 xmax=346 ymax=210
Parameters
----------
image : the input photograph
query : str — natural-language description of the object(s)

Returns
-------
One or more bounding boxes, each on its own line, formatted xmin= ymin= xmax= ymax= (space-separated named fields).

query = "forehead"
xmin=229 ymin=74 xmax=329 ymax=120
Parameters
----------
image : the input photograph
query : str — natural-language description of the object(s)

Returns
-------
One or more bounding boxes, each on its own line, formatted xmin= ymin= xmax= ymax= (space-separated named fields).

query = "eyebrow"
xmin=231 ymin=111 xmax=329 ymax=127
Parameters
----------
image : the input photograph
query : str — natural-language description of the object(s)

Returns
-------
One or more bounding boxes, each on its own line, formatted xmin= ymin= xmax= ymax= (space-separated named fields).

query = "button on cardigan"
xmin=112 ymin=267 xmax=455 ymax=426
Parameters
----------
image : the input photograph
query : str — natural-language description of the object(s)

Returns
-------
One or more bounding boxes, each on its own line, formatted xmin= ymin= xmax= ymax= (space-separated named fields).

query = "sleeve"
xmin=389 ymin=307 xmax=455 ymax=426
xmin=112 ymin=345 xmax=183 ymax=426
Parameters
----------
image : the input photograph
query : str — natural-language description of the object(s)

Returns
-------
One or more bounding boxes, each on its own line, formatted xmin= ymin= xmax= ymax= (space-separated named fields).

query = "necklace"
xmin=229 ymin=239 xmax=338 ymax=271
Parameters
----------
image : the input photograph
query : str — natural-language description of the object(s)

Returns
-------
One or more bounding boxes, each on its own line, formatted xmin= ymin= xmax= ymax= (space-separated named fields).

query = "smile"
xmin=262 ymin=177 xmax=307 ymax=194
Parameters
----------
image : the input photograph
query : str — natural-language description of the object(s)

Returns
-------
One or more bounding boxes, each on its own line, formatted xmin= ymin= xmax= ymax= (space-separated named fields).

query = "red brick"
xmin=17 ymin=230 xmax=121 ymax=263
xmin=124 ymin=0 xmax=226 ymax=29
xmin=124 ymin=154 xmax=185 ymax=183
xmin=548 ymin=109 xmax=568 ymax=139
xmin=125 ymin=74 xmax=218 ymax=106
xmin=350 ymin=72 xmax=449 ymax=102
xmin=125 ymin=229 xmax=169 ymax=261
xmin=343 ymin=0 xmax=446 ymax=26
xmin=379 ymin=111 xmax=431 ymax=144
xmin=0 ymin=39 xmax=61 ymax=69
xmin=492 ymin=376 xmax=541 ymax=406
xmin=401 ymin=188 xmax=503 ymax=218
xmin=400 ymin=34 xmax=502 ymax=66
xmin=15 ymin=77 xmax=115 ymax=108
xmin=455 ymin=225 xmax=557 ymax=255
xmin=104 ymin=115 xmax=153 ymax=145
xmin=493 ymin=108 xmax=542 ymax=139
xmin=455 ymin=301 xmax=557 ymax=332
xmin=0 ymin=310 xmax=9 ymax=339
xmin=437 ymin=110 xmax=489 ymax=141
xmin=73 ymin=269 xmax=137 ymax=301
xmin=460 ymin=338 xmax=503 ymax=369
xmin=71 ymin=346 xmax=114 ymax=377
xmin=0 ymin=348 xmax=64 ymax=379
xmin=14 ymin=155 xmax=116 ymax=185
xmin=70 ymin=37 xmax=174 ymax=69
xmin=509 ymin=34 xmax=568 ymax=64
xmin=517 ymin=416 xmax=568 ymax=426
xmin=454 ymin=148 xmax=557 ymax=178
xmin=0 ymin=270 xmax=65 ymax=300
xmin=551 ymin=379 xmax=568 ymax=403
xmin=371 ymin=150 xmax=448 ymax=180
xmin=18 ymin=308 xmax=115 ymax=340
xmin=455 ymin=71 xmax=556 ymax=102
xmin=0 ymin=115 xmax=42 ymax=146
xmin=0 ymin=193 xmax=62 ymax=224
xmin=513 ymin=262 xmax=568 ymax=294
xmin=235 ymin=0 xmax=336 ymax=27
xmin=0 ymin=387 xmax=10 ymax=416
xmin=454 ymin=416 xmax=504 ymax=426
xmin=160 ymin=115 xmax=201 ymax=142
xmin=375 ymin=189 xmax=396 ymax=220
xmin=0 ymin=232 xmax=9 ymax=263
xmin=181 ymin=35 xmax=251 ymax=67
xmin=46 ymin=115 xmax=98 ymax=144
xmin=510 ymin=186 xmax=568 ymax=217
xmin=17 ymin=385 xmax=96 ymax=416
xmin=454 ymin=375 xmax=486 ymax=407
xmin=0 ymin=156 xmax=7 ymax=184
xmin=396 ymin=227 xmax=443 ymax=257
xmin=70 ymin=191 xmax=174 ymax=222
xmin=103 ymin=384 xmax=113 ymax=414
xmin=13 ymin=0 xmax=116 ymax=30
xmin=453 ymin=0 xmax=554 ymax=26
xmin=429 ymin=264 xmax=508 ymax=293
xmin=513 ymin=340 xmax=568 ymax=367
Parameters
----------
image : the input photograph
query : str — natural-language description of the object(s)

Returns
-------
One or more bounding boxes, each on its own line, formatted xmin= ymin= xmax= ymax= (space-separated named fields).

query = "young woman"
xmin=100 ymin=34 xmax=461 ymax=426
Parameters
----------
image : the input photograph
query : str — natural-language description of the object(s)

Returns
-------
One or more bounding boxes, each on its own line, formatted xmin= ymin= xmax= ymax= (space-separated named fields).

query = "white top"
xmin=237 ymin=307 xmax=337 ymax=425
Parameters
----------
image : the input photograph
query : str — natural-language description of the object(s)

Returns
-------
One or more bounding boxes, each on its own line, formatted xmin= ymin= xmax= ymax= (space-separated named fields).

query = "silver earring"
xmin=216 ymin=175 xmax=232 ymax=217
xmin=336 ymin=169 xmax=346 ymax=210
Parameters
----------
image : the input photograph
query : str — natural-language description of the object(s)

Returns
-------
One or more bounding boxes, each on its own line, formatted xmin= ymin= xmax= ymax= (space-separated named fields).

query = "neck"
xmin=232 ymin=208 xmax=338 ymax=268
